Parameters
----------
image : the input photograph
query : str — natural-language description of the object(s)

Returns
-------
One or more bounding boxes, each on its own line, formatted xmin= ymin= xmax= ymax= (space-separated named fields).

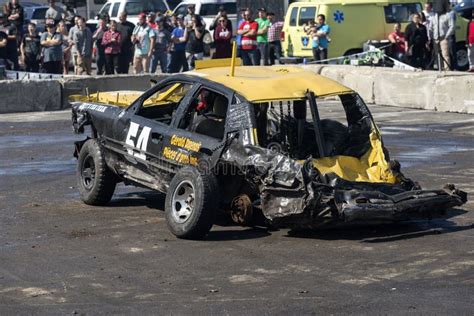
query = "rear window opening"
xmin=253 ymin=94 xmax=372 ymax=160
xmin=384 ymin=3 xmax=422 ymax=23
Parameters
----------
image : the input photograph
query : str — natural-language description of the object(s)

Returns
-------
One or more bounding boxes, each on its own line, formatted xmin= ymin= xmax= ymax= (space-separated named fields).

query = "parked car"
xmin=70 ymin=63 xmax=467 ymax=239
xmin=173 ymin=0 xmax=237 ymax=31
xmin=281 ymin=0 xmax=471 ymax=70
xmin=86 ymin=0 xmax=170 ymax=30
xmin=23 ymin=4 xmax=49 ymax=33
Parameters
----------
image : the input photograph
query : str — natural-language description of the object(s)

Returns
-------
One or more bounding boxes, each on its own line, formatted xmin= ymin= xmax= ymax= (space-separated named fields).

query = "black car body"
xmin=71 ymin=66 xmax=467 ymax=239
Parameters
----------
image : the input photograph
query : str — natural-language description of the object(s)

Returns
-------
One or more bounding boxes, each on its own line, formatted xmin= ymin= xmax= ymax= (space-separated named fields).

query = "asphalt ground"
xmin=0 ymin=104 xmax=473 ymax=315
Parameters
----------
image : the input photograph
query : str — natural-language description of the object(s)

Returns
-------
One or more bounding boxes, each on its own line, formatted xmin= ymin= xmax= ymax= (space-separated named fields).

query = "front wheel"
xmin=165 ymin=167 xmax=219 ymax=240
xmin=456 ymin=42 xmax=469 ymax=71
xmin=77 ymin=139 xmax=116 ymax=205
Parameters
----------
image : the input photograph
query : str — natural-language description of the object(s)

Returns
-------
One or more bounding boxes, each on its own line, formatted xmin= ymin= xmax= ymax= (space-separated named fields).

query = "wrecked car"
xmin=71 ymin=65 xmax=467 ymax=239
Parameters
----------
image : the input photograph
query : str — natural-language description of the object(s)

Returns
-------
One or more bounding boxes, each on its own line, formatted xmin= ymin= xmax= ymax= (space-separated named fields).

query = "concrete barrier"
xmin=61 ymin=74 xmax=166 ymax=107
xmin=302 ymin=65 xmax=474 ymax=114
xmin=0 ymin=79 xmax=62 ymax=114
xmin=0 ymin=66 xmax=473 ymax=114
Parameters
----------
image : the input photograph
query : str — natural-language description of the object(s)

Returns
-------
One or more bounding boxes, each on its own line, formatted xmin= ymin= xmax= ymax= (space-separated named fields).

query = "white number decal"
xmin=125 ymin=122 xmax=151 ymax=160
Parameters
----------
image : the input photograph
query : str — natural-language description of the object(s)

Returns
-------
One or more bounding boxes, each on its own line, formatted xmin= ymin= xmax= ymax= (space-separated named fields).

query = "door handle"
xmin=152 ymin=133 xmax=163 ymax=144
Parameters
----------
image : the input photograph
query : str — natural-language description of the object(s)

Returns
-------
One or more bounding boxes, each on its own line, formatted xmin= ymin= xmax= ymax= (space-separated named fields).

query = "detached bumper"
xmin=336 ymin=185 xmax=467 ymax=223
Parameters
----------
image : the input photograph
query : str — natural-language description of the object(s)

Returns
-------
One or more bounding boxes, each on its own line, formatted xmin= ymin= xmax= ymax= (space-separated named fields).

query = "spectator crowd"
xmin=0 ymin=1 xmax=473 ymax=75
xmin=387 ymin=2 xmax=474 ymax=71
xmin=0 ymin=1 xmax=286 ymax=75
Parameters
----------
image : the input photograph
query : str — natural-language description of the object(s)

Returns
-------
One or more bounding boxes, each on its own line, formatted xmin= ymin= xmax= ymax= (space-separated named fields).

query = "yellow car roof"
xmin=187 ymin=66 xmax=353 ymax=102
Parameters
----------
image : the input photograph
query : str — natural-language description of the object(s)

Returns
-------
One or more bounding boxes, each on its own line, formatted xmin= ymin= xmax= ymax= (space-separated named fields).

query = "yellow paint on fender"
xmin=311 ymin=129 xmax=398 ymax=183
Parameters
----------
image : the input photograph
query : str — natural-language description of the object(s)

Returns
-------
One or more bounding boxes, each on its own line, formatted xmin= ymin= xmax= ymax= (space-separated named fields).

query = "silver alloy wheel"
xmin=171 ymin=180 xmax=195 ymax=224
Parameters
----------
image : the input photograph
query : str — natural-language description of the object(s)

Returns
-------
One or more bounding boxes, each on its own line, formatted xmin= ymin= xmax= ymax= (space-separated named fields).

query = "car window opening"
xmin=253 ymin=93 xmax=372 ymax=160
xmin=179 ymin=88 xmax=229 ymax=141
xmin=136 ymin=82 xmax=193 ymax=125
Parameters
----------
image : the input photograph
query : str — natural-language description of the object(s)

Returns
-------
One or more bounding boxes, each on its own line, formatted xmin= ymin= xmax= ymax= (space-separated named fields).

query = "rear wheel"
xmin=165 ymin=167 xmax=219 ymax=240
xmin=77 ymin=139 xmax=116 ymax=205
xmin=456 ymin=42 xmax=469 ymax=71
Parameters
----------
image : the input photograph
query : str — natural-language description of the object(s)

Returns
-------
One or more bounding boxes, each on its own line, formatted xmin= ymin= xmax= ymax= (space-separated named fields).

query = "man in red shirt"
xmin=468 ymin=9 xmax=474 ymax=72
xmin=237 ymin=8 xmax=258 ymax=66
xmin=388 ymin=23 xmax=406 ymax=62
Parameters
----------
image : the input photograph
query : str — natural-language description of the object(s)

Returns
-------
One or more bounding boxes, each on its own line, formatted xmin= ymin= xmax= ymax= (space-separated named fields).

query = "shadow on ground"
xmin=286 ymin=208 xmax=472 ymax=243
xmin=100 ymin=190 xmax=472 ymax=243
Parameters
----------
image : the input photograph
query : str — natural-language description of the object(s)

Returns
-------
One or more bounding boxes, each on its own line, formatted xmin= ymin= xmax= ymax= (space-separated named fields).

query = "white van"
xmin=173 ymin=0 xmax=238 ymax=33
xmin=86 ymin=0 xmax=170 ymax=27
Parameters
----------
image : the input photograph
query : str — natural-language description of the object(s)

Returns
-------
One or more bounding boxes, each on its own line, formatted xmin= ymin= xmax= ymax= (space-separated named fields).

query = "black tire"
xmin=77 ymin=139 xmax=116 ymax=205
xmin=456 ymin=42 xmax=469 ymax=71
xmin=165 ymin=166 xmax=219 ymax=240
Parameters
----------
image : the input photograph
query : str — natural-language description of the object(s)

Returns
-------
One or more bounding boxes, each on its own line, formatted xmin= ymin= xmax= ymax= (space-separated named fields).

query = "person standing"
xmin=311 ymin=14 xmax=331 ymax=63
xmin=45 ymin=0 xmax=65 ymax=25
xmin=40 ymin=22 xmax=63 ymax=74
xmin=68 ymin=15 xmax=80 ymax=74
xmin=405 ymin=13 xmax=428 ymax=68
xmin=117 ymin=12 xmax=135 ymax=74
xmin=1 ymin=13 xmax=19 ymax=70
xmin=131 ymin=13 xmax=155 ymax=74
xmin=388 ymin=22 xmax=406 ymax=61
xmin=4 ymin=0 xmax=23 ymax=41
xmin=92 ymin=18 xmax=107 ymax=75
xmin=213 ymin=15 xmax=232 ymax=59
xmin=20 ymin=22 xmax=40 ymax=72
xmin=150 ymin=17 xmax=170 ymax=73
xmin=210 ymin=6 xmax=232 ymax=35
xmin=255 ymin=8 xmax=270 ymax=65
xmin=185 ymin=15 xmax=205 ymax=70
xmin=236 ymin=9 xmax=245 ymax=57
xmin=102 ymin=20 xmax=121 ymax=75
xmin=447 ymin=6 xmax=457 ymax=70
xmin=237 ymin=9 xmax=258 ymax=66
xmin=267 ymin=12 xmax=284 ymax=65
xmin=184 ymin=4 xmax=204 ymax=28
xmin=430 ymin=11 xmax=454 ymax=70
xmin=58 ymin=21 xmax=71 ymax=74
xmin=0 ymin=19 xmax=7 ymax=67
xmin=423 ymin=2 xmax=435 ymax=29
xmin=168 ymin=14 xmax=188 ymax=73
xmin=73 ymin=17 xmax=93 ymax=75
xmin=467 ymin=9 xmax=474 ymax=72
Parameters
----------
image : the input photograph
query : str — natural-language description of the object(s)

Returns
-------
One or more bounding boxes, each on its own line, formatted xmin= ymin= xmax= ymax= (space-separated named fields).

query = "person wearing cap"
xmin=131 ymin=12 xmax=156 ymax=74
xmin=150 ymin=16 xmax=171 ymax=73
xmin=73 ymin=17 xmax=93 ymax=75
xmin=40 ymin=22 xmax=63 ymax=74
xmin=117 ymin=11 xmax=135 ymax=74
xmin=168 ymin=14 xmax=188 ymax=73
xmin=237 ymin=8 xmax=258 ymax=66
xmin=255 ymin=8 xmax=270 ymax=65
